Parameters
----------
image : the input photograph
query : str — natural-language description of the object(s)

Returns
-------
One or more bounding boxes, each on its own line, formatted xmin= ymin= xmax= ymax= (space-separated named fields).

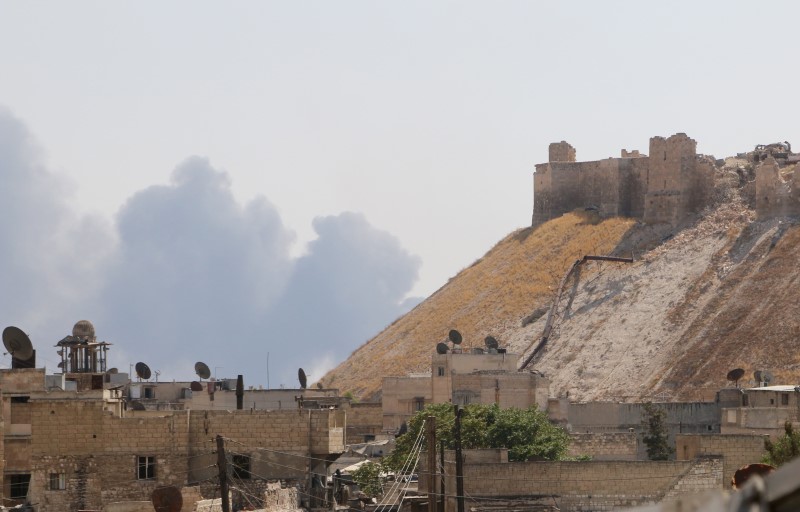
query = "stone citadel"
xmin=532 ymin=133 xmax=800 ymax=225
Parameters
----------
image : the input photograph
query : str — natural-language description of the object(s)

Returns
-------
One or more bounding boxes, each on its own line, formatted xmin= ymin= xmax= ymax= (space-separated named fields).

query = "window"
xmin=437 ymin=367 xmax=445 ymax=377
xmin=143 ymin=387 xmax=155 ymax=399
xmin=413 ymin=397 xmax=425 ymax=412
xmin=232 ymin=454 xmax=250 ymax=480
xmin=137 ymin=456 xmax=156 ymax=480
xmin=9 ymin=474 xmax=30 ymax=499
xmin=742 ymin=394 xmax=749 ymax=406
xmin=49 ymin=472 xmax=66 ymax=491
xmin=782 ymin=394 xmax=789 ymax=406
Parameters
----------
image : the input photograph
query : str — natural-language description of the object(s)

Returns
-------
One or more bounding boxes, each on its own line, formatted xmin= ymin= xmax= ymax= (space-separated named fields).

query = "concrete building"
xmin=719 ymin=385 xmax=800 ymax=437
xmin=0 ymin=321 xmax=347 ymax=510
xmin=382 ymin=348 xmax=549 ymax=432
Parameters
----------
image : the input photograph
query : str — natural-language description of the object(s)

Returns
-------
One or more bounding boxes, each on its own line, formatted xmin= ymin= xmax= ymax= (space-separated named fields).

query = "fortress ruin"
xmin=532 ymin=133 xmax=715 ymax=226
xmin=533 ymin=133 xmax=800 ymax=225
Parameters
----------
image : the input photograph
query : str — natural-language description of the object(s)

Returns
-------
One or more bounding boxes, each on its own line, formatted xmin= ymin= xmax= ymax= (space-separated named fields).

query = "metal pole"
xmin=427 ymin=416 xmax=437 ymax=512
xmin=216 ymin=435 xmax=230 ymax=512
xmin=454 ymin=406 xmax=464 ymax=512
xmin=439 ymin=439 xmax=446 ymax=512
xmin=236 ymin=375 xmax=244 ymax=410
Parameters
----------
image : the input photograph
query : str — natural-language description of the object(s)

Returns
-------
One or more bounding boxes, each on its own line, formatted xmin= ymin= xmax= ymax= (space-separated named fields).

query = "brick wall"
xmin=442 ymin=456 xmax=722 ymax=512
xmin=342 ymin=402 xmax=382 ymax=445
xmin=675 ymin=434 xmax=767 ymax=489
xmin=22 ymin=399 xmax=344 ymax=511
xmin=568 ymin=432 xmax=637 ymax=460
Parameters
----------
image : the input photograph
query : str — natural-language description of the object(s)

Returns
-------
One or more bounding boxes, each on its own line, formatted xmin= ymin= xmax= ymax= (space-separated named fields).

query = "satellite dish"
xmin=2 ymin=326 xmax=34 ymax=360
xmin=130 ymin=401 xmax=146 ymax=411
xmin=316 ymin=382 xmax=324 ymax=389
xmin=727 ymin=368 xmax=745 ymax=386
xmin=484 ymin=336 xmax=499 ymax=350
xmin=436 ymin=342 xmax=449 ymax=354
xmin=135 ymin=362 xmax=152 ymax=380
xmin=448 ymin=329 xmax=462 ymax=345
xmin=152 ymin=485 xmax=183 ymax=512
xmin=195 ymin=361 xmax=211 ymax=380
xmin=190 ymin=381 xmax=203 ymax=392
xmin=298 ymin=368 xmax=307 ymax=389
xmin=108 ymin=367 xmax=119 ymax=374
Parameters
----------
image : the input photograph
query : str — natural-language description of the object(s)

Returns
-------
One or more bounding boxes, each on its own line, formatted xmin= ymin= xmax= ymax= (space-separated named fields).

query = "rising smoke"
xmin=0 ymin=107 xmax=421 ymax=387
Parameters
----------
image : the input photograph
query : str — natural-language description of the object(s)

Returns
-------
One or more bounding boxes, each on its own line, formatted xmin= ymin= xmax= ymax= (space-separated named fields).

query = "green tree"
xmin=384 ymin=403 xmax=569 ymax=471
xmin=350 ymin=461 xmax=384 ymax=498
xmin=763 ymin=421 xmax=800 ymax=467
xmin=641 ymin=402 xmax=673 ymax=461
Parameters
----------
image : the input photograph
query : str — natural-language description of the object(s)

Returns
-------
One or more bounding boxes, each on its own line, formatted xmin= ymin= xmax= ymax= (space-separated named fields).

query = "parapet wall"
xmin=533 ymin=133 xmax=714 ymax=226
xmin=675 ymin=434 xmax=767 ymax=489
xmin=443 ymin=456 xmax=723 ymax=512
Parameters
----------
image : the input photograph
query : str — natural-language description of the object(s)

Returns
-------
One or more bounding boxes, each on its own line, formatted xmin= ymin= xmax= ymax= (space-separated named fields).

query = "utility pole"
xmin=439 ymin=439 xmax=445 ymax=512
xmin=426 ymin=416 xmax=437 ymax=512
xmin=454 ymin=405 xmax=464 ymax=512
xmin=216 ymin=435 xmax=231 ymax=512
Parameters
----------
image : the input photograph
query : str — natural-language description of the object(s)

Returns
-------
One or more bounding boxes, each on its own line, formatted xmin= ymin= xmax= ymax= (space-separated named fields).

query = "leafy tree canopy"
xmin=350 ymin=461 xmax=384 ymax=498
xmin=763 ymin=421 xmax=800 ymax=467
xmin=641 ymin=402 xmax=673 ymax=461
xmin=383 ymin=403 xmax=569 ymax=471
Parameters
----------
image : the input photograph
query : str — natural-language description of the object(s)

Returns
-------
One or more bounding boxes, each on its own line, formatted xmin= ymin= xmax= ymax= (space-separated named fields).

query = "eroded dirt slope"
xmin=321 ymin=195 xmax=800 ymax=402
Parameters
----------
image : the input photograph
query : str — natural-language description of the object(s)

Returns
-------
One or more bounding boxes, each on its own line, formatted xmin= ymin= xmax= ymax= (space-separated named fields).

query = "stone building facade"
xmin=0 ymin=369 xmax=346 ymax=511
xmin=382 ymin=350 xmax=549 ymax=432
xmin=532 ymin=133 xmax=715 ymax=226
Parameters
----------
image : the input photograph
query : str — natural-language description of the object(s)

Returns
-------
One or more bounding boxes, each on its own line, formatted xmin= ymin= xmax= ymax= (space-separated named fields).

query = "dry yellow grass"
xmin=318 ymin=213 xmax=636 ymax=400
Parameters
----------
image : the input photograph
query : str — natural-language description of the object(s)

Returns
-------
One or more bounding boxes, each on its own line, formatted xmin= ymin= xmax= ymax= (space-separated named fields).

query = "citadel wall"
xmin=533 ymin=133 xmax=713 ymax=226
xmin=754 ymin=156 xmax=800 ymax=219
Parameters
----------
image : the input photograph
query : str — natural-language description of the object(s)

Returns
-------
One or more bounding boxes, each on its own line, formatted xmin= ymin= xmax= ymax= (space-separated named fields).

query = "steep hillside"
xmin=318 ymin=213 xmax=638 ymax=399
xmin=321 ymin=187 xmax=800 ymax=403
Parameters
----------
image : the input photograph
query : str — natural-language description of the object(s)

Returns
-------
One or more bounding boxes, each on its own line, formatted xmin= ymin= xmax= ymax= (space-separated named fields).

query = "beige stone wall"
xmin=568 ymin=432 xmax=637 ymax=460
xmin=533 ymin=156 xmax=648 ymax=226
xmin=442 ymin=456 xmax=721 ymax=512
xmin=533 ymin=133 xmax=712 ymax=228
xmin=382 ymin=375 xmax=431 ymax=431
xmin=754 ymin=157 xmax=800 ymax=219
xmin=19 ymin=398 xmax=344 ymax=511
xmin=675 ymin=434 xmax=766 ymax=489
xmin=549 ymin=141 xmax=576 ymax=162
xmin=342 ymin=402 xmax=382 ymax=445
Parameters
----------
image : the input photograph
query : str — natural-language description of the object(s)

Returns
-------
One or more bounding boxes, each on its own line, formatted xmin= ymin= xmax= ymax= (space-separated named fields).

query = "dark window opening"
xmin=782 ymin=394 xmax=789 ymax=406
xmin=137 ymin=456 xmax=156 ymax=480
xmin=49 ymin=472 xmax=66 ymax=490
xmin=9 ymin=474 xmax=30 ymax=499
xmin=143 ymin=387 xmax=155 ymax=399
xmin=437 ymin=367 xmax=445 ymax=377
xmin=232 ymin=454 xmax=251 ymax=480
xmin=413 ymin=397 xmax=425 ymax=412
xmin=363 ymin=434 xmax=376 ymax=442
xmin=770 ymin=399 xmax=775 ymax=405
xmin=743 ymin=395 xmax=749 ymax=406
xmin=10 ymin=396 xmax=29 ymax=404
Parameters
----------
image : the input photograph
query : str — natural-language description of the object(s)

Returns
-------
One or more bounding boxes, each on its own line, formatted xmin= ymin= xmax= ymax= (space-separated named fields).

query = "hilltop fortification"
xmin=532 ymin=133 xmax=715 ymax=226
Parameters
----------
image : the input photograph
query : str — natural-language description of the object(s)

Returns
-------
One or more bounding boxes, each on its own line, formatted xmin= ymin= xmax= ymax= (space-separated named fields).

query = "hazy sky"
xmin=1 ymin=1 xmax=797 ymax=386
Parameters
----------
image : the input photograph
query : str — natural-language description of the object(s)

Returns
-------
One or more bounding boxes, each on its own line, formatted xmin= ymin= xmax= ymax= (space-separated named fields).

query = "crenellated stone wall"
xmin=533 ymin=133 xmax=714 ymax=227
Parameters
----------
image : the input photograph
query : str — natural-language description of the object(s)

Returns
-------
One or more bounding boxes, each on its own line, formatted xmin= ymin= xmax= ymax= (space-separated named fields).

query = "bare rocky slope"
xmin=319 ymin=169 xmax=800 ymax=403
